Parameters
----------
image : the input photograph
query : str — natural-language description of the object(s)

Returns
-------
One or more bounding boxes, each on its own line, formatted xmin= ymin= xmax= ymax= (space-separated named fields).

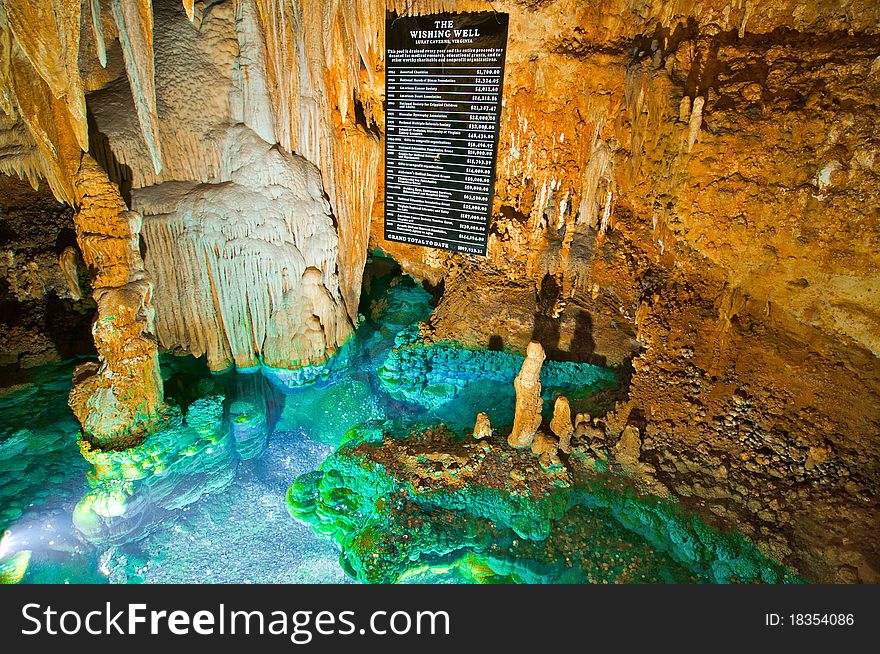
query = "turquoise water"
xmin=0 ymin=260 xmax=795 ymax=584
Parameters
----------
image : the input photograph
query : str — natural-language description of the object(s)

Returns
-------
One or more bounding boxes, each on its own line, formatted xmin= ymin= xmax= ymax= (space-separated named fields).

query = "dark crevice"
xmin=86 ymin=102 xmax=133 ymax=207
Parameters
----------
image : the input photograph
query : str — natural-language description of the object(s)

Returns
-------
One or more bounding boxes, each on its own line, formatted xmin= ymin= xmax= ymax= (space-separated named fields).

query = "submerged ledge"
xmin=378 ymin=324 xmax=618 ymax=418
xmin=288 ymin=421 xmax=801 ymax=584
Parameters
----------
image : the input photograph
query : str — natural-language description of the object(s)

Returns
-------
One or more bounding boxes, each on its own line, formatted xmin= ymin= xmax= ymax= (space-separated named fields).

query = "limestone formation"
xmin=573 ymin=413 xmax=591 ymax=438
xmin=508 ymin=342 xmax=546 ymax=449
xmin=0 ymin=175 xmax=94 ymax=368
xmin=472 ymin=412 xmax=492 ymax=439
xmin=530 ymin=432 xmax=558 ymax=457
xmin=550 ymin=395 xmax=574 ymax=454
xmin=0 ymin=0 xmax=878 ymax=583
xmin=109 ymin=0 xmax=163 ymax=174
xmin=614 ymin=425 xmax=642 ymax=471
xmin=136 ymin=126 xmax=353 ymax=372
xmin=67 ymin=154 xmax=163 ymax=446
xmin=59 ymin=246 xmax=83 ymax=301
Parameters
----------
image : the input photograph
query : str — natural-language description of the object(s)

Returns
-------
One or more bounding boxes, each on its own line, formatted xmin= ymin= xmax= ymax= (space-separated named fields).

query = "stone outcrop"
xmin=508 ymin=341 xmax=545 ymax=449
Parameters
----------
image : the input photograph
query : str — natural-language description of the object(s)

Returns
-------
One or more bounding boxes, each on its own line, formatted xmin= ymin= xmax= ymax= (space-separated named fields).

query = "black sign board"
xmin=384 ymin=12 xmax=509 ymax=256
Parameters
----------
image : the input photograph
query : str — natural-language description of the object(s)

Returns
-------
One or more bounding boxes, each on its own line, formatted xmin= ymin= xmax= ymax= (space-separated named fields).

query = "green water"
xmin=0 ymin=258 xmax=797 ymax=584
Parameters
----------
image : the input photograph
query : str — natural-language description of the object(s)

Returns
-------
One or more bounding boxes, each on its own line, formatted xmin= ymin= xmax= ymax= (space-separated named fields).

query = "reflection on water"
xmin=0 ymin=257 xmax=796 ymax=584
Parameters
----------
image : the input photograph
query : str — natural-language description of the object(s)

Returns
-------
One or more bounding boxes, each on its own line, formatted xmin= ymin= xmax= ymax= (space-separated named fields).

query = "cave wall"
xmin=363 ymin=1 xmax=880 ymax=583
xmin=0 ymin=173 xmax=94 ymax=376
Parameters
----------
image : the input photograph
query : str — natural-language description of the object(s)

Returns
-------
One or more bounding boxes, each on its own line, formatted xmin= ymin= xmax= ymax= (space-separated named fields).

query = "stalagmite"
xmin=508 ymin=341 xmax=546 ymax=449
xmin=473 ymin=412 xmax=492 ymax=439
xmin=614 ymin=425 xmax=642 ymax=470
xmin=679 ymin=95 xmax=691 ymax=122
xmin=68 ymin=154 xmax=163 ymax=446
xmin=550 ymin=395 xmax=574 ymax=454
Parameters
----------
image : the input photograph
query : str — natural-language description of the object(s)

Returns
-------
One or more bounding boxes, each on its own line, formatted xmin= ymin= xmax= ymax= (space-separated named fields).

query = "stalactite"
xmin=89 ymin=0 xmax=108 ymax=67
xmin=0 ymin=0 xmax=89 ymax=151
xmin=110 ymin=0 xmax=163 ymax=174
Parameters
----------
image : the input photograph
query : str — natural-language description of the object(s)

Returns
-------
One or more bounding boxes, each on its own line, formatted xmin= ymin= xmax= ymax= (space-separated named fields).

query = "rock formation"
xmin=135 ymin=126 xmax=353 ymax=373
xmin=0 ymin=0 xmax=379 ymax=437
xmin=0 ymin=0 xmax=877 ymax=582
xmin=0 ymin=175 xmax=94 ymax=370
xmin=472 ymin=412 xmax=492 ymax=439
xmin=67 ymin=154 xmax=162 ymax=446
xmin=550 ymin=395 xmax=574 ymax=454
xmin=508 ymin=341 xmax=546 ymax=449
xmin=365 ymin=0 xmax=880 ymax=583
xmin=614 ymin=425 xmax=642 ymax=471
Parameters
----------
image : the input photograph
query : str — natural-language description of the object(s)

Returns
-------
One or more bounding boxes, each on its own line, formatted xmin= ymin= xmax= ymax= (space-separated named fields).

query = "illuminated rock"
xmin=73 ymin=394 xmax=236 ymax=544
xmin=472 ymin=412 xmax=492 ymax=439
xmin=614 ymin=425 xmax=642 ymax=471
xmin=288 ymin=422 xmax=799 ymax=584
xmin=109 ymin=0 xmax=163 ymax=173
xmin=0 ymin=548 xmax=31 ymax=584
xmin=550 ymin=395 xmax=574 ymax=454
xmin=136 ymin=126 xmax=354 ymax=376
xmin=378 ymin=327 xmax=615 ymax=415
xmin=508 ymin=342 xmax=546 ymax=449
xmin=67 ymin=155 xmax=163 ymax=446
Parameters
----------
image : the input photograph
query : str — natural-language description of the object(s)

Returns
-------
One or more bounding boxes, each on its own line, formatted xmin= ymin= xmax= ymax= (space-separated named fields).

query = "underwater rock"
xmin=551 ymin=396 xmax=574 ymax=454
xmin=0 ymin=548 xmax=31 ymax=584
xmin=379 ymin=327 xmax=616 ymax=421
xmin=73 ymin=395 xmax=237 ymax=545
xmin=473 ymin=413 xmax=492 ymax=440
xmin=277 ymin=376 xmax=385 ymax=446
xmin=0 ymin=365 xmax=91 ymax=541
xmin=508 ymin=342 xmax=546 ymax=449
xmin=288 ymin=421 xmax=799 ymax=584
xmin=229 ymin=399 xmax=268 ymax=461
